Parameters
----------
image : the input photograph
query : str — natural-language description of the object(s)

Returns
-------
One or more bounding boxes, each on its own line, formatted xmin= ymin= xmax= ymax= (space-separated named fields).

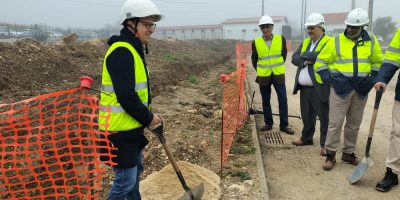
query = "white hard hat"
xmin=305 ymin=13 xmax=325 ymax=29
xmin=345 ymin=8 xmax=369 ymax=26
xmin=259 ymin=15 xmax=274 ymax=26
xmin=120 ymin=0 xmax=163 ymax=24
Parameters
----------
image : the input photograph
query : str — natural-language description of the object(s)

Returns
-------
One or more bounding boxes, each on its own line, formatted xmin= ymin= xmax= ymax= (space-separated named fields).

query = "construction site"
xmin=1 ymin=0 xmax=400 ymax=200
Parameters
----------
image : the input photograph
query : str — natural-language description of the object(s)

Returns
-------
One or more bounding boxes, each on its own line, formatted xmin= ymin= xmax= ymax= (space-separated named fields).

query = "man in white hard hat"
xmin=374 ymin=28 xmax=400 ymax=192
xmin=98 ymin=0 xmax=162 ymax=198
xmin=314 ymin=8 xmax=383 ymax=171
xmin=291 ymin=13 xmax=331 ymax=157
xmin=251 ymin=15 xmax=294 ymax=135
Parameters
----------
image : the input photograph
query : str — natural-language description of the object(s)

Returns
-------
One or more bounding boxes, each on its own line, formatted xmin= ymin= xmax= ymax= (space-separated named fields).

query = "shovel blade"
xmin=178 ymin=183 xmax=204 ymax=200
xmin=348 ymin=157 xmax=374 ymax=184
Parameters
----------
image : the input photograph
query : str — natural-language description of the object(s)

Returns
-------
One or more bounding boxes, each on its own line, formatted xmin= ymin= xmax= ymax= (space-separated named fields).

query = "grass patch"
xmin=230 ymin=171 xmax=251 ymax=181
xmin=162 ymin=53 xmax=178 ymax=61
xmin=188 ymin=75 xmax=199 ymax=84
xmin=231 ymin=123 xmax=255 ymax=155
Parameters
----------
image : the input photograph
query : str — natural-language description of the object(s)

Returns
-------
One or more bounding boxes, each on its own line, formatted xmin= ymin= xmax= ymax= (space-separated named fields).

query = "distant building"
xmin=152 ymin=24 xmax=223 ymax=40
xmin=152 ymin=16 xmax=290 ymax=41
xmin=323 ymin=12 xmax=348 ymax=36
xmin=221 ymin=16 xmax=290 ymax=41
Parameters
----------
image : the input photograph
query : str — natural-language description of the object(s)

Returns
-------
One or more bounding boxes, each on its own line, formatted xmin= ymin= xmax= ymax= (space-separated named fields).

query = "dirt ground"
xmin=0 ymin=37 xmax=260 ymax=199
xmin=248 ymin=53 xmax=400 ymax=200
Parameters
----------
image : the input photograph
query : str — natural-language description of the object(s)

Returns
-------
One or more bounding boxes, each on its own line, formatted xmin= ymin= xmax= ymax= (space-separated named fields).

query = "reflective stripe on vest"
xmin=300 ymin=35 xmax=331 ymax=84
xmin=99 ymin=41 xmax=149 ymax=131
xmin=383 ymin=28 xmax=400 ymax=68
xmin=332 ymin=33 xmax=377 ymax=77
xmin=255 ymin=35 xmax=285 ymax=76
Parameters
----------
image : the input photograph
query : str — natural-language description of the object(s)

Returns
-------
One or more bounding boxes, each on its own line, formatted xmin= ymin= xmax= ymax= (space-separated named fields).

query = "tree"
xmin=373 ymin=16 xmax=397 ymax=42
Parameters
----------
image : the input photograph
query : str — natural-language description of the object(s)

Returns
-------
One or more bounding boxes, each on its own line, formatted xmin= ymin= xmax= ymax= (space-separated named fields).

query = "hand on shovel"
xmin=148 ymin=118 xmax=204 ymax=200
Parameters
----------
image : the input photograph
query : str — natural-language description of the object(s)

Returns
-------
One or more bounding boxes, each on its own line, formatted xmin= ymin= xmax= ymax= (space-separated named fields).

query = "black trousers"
xmin=299 ymin=86 xmax=329 ymax=147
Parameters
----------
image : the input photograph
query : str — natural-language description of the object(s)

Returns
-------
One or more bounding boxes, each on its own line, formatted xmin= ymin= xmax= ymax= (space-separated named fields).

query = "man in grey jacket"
xmin=291 ymin=13 xmax=331 ymax=156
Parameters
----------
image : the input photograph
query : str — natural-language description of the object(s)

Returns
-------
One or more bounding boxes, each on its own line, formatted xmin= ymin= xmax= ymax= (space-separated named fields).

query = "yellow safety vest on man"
xmin=384 ymin=29 xmax=400 ymax=67
xmin=300 ymin=35 xmax=332 ymax=84
xmin=315 ymin=31 xmax=383 ymax=96
xmin=99 ymin=41 xmax=149 ymax=132
xmin=255 ymin=35 xmax=285 ymax=77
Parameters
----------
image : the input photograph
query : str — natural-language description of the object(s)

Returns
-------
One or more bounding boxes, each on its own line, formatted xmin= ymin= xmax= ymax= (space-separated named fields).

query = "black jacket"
xmin=102 ymin=27 xmax=152 ymax=168
xmin=292 ymin=36 xmax=330 ymax=102
xmin=376 ymin=62 xmax=400 ymax=101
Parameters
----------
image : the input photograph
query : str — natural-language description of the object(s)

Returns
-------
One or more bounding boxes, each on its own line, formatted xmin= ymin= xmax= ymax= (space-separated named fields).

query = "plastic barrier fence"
xmin=0 ymin=87 xmax=116 ymax=199
xmin=220 ymin=42 xmax=250 ymax=168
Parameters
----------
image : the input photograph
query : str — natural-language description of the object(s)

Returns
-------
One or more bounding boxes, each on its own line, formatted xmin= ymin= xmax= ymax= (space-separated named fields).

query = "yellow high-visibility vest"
xmin=99 ymin=41 xmax=149 ymax=132
xmin=255 ymin=35 xmax=285 ymax=77
xmin=315 ymin=33 xmax=383 ymax=78
xmin=383 ymin=28 xmax=400 ymax=67
xmin=300 ymin=35 xmax=332 ymax=84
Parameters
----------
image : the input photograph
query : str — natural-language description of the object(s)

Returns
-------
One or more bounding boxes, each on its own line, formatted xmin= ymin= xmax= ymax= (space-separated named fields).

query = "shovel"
xmin=348 ymin=88 xmax=384 ymax=184
xmin=150 ymin=120 xmax=204 ymax=200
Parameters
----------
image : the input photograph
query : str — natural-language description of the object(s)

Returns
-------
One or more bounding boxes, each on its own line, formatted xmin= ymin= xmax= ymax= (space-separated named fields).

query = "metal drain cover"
xmin=264 ymin=132 xmax=284 ymax=144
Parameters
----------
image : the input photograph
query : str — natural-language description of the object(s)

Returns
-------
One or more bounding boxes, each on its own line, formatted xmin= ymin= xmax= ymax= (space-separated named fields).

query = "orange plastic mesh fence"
xmin=220 ymin=42 xmax=249 ymax=167
xmin=0 ymin=88 xmax=116 ymax=199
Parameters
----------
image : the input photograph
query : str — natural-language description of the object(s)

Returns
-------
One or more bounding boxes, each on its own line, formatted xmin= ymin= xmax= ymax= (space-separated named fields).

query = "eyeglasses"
xmin=259 ymin=24 xmax=273 ymax=29
xmin=347 ymin=25 xmax=361 ymax=30
xmin=139 ymin=21 xmax=156 ymax=30
xmin=307 ymin=26 xmax=316 ymax=30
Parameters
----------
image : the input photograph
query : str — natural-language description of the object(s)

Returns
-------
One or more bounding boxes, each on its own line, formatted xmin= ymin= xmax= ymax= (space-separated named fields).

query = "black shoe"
xmin=280 ymin=127 xmax=294 ymax=135
xmin=376 ymin=167 xmax=399 ymax=192
xmin=260 ymin=125 xmax=272 ymax=131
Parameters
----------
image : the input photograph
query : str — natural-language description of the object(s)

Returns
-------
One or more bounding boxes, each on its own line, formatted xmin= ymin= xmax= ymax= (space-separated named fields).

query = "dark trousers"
xmin=300 ymin=86 xmax=329 ymax=147
xmin=259 ymin=83 xmax=289 ymax=128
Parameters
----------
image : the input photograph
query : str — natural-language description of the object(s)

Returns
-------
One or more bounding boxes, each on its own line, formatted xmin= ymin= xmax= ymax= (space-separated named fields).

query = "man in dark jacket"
xmin=98 ymin=0 xmax=162 ymax=199
xmin=374 ymin=28 xmax=400 ymax=193
xmin=291 ymin=13 xmax=331 ymax=157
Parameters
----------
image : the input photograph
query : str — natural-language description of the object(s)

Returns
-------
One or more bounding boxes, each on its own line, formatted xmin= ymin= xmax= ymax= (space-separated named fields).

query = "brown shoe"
xmin=341 ymin=153 xmax=360 ymax=165
xmin=320 ymin=148 xmax=327 ymax=157
xmin=292 ymin=139 xmax=313 ymax=146
xmin=322 ymin=154 xmax=336 ymax=171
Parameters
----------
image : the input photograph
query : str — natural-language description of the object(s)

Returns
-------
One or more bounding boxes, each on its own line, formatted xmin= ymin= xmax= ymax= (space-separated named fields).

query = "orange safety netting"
xmin=220 ymin=42 xmax=250 ymax=167
xmin=0 ymin=88 xmax=116 ymax=199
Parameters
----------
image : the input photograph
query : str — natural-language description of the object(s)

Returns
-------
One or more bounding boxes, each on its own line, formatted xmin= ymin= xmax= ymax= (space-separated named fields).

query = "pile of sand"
xmin=140 ymin=161 xmax=221 ymax=200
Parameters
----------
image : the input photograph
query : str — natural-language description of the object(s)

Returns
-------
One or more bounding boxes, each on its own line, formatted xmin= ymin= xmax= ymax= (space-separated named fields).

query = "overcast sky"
xmin=1 ymin=0 xmax=399 ymax=29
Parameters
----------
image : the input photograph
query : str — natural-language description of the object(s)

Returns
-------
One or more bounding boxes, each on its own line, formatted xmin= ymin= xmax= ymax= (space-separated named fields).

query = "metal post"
xmin=300 ymin=0 xmax=304 ymax=40
xmin=303 ymin=0 xmax=307 ymax=39
xmin=262 ymin=0 xmax=264 ymax=16
xmin=368 ymin=0 xmax=373 ymax=32
xmin=351 ymin=0 xmax=356 ymax=10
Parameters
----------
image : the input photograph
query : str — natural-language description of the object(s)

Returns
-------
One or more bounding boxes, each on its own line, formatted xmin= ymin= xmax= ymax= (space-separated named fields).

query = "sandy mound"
xmin=140 ymin=161 xmax=221 ymax=200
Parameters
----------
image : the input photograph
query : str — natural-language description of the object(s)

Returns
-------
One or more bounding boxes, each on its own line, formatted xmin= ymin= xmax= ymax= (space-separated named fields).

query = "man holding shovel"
xmin=98 ymin=0 xmax=162 ymax=199
xmin=314 ymin=8 xmax=383 ymax=171
xmin=374 ymin=28 xmax=400 ymax=192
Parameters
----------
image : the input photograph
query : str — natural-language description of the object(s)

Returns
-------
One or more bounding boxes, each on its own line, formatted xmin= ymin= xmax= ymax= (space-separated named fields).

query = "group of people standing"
xmin=252 ymin=8 xmax=399 ymax=193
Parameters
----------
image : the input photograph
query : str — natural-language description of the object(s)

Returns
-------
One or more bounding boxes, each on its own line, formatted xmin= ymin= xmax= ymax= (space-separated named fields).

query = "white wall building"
xmin=221 ymin=16 xmax=289 ymax=41
xmin=323 ymin=12 xmax=348 ymax=36
xmin=152 ymin=25 xmax=223 ymax=40
xmin=153 ymin=16 xmax=290 ymax=41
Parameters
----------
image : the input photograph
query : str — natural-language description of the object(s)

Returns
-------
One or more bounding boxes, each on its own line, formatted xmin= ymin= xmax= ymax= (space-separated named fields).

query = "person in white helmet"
xmin=314 ymin=8 xmax=383 ymax=171
xmin=291 ymin=13 xmax=332 ymax=157
xmin=98 ymin=0 xmax=162 ymax=199
xmin=374 ymin=28 xmax=400 ymax=192
xmin=251 ymin=15 xmax=294 ymax=135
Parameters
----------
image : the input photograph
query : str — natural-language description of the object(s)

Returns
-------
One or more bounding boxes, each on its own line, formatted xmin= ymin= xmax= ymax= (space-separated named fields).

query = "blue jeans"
xmin=259 ymin=83 xmax=289 ymax=128
xmin=108 ymin=152 xmax=144 ymax=200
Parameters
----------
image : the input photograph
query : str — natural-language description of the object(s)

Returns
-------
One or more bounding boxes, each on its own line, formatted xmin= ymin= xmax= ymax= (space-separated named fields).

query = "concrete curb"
xmin=245 ymin=79 xmax=270 ymax=200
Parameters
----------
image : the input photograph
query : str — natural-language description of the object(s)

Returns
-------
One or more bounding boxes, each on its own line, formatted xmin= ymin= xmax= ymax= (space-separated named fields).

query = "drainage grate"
xmin=264 ymin=132 xmax=284 ymax=144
